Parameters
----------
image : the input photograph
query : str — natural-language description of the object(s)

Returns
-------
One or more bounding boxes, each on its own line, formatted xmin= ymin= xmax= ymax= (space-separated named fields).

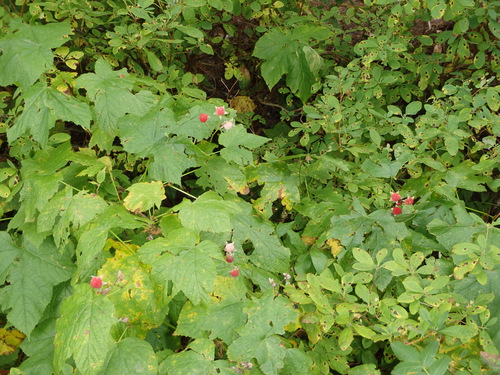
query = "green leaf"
xmin=175 ymin=300 xmax=247 ymax=343
xmin=160 ymin=349 xmax=218 ymax=375
xmin=391 ymin=341 xmax=419 ymax=362
xmin=338 ymin=327 xmax=354 ymax=351
xmin=7 ymin=82 xmax=92 ymax=147
xmin=17 ymin=318 xmax=56 ymax=374
xmin=196 ymin=157 xmax=248 ymax=195
xmin=98 ymin=338 xmax=157 ymax=375
xmin=439 ymin=325 xmax=477 ymax=339
xmin=5 ymin=238 xmax=74 ymax=337
xmin=253 ymin=26 xmax=328 ymax=102
xmin=281 ymin=348 xmax=314 ymax=375
xmin=37 ymin=187 xmax=108 ymax=247
xmin=233 ymin=213 xmax=290 ymax=273
xmin=148 ymin=141 xmax=196 ymax=186
xmin=54 ymin=284 xmax=117 ymax=374
xmin=0 ymin=232 xmax=21 ymax=284
xmin=118 ymin=110 xmax=172 ymax=155
xmin=75 ymin=58 xmax=145 ymax=134
xmin=123 ymin=181 xmax=165 ymax=212
xmin=0 ymin=21 xmax=71 ymax=88
xmin=219 ymin=125 xmax=270 ymax=165
xmin=152 ymin=241 xmax=218 ymax=305
xmin=405 ymin=101 xmax=422 ymax=115
xmin=177 ymin=191 xmax=241 ymax=233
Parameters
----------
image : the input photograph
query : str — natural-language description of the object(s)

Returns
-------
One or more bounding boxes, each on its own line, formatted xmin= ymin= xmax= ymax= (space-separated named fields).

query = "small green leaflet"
xmin=219 ymin=125 xmax=270 ymax=165
xmin=123 ymin=181 xmax=165 ymax=212
xmin=54 ymin=284 xmax=117 ymax=374
xmin=177 ymin=191 xmax=241 ymax=233
xmin=7 ymin=82 xmax=92 ymax=147
xmin=5 ymin=238 xmax=74 ymax=338
xmin=159 ymin=347 xmax=218 ymax=375
xmin=0 ymin=20 xmax=71 ymax=88
xmin=97 ymin=338 xmax=157 ymax=375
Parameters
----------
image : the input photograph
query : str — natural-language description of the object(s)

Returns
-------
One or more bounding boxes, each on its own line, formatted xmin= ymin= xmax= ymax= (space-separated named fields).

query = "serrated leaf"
xmin=152 ymin=241 xmax=218 ymax=305
xmin=0 ymin=21 xmax=71 ymax=88
xmin=5 ymin=238 xmax=74 ymax=337
xmin=228 ymin=335 xmax=287 ymax=375
xmin=0 ymin=232 xmax=21 ymax=284
xmin=118 ymin=109 xmax=172 ymax=155
xmin=98 ymin=248 xmax=169 ymax=336
xmin=17 ymin=318 xmax=56 ymax=374
xmin=75 ymin=58 xmax=144 ymax=134
xmin=149 ymin=141 xmax=196 ymax=185
xmin=233 ymin=213 xmax=290 ymax=273
xmin=219 ymin=125 xmax=270 ymax=165
xmin=177 ymin=191 xmax=241 ymax=233
xmin=196 ymin=156 xmax=248 ymax=195
xmin=7 ymin=82 xmax=92 ymax=147
xmin=281 ymin=348 xmax=314 ymax=375
xmin=97 ymin=338 xmax=157 ymax=375
xmin=160 ymin=349 xmax=218 ymax=375
xmin=37 ymin=187 xmax=108 ymax=246
xmin=54 ymin=284 xmax=117 ymax=374
xmin=175 ymin=300 xmax=247 ymax=343
xmin=123 ymin=181 xmax=165 ymax=212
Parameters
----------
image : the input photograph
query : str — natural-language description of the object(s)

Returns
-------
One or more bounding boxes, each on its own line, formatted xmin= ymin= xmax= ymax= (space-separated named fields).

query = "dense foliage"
xmin=0 ymin=0 xmax=499 ymax=374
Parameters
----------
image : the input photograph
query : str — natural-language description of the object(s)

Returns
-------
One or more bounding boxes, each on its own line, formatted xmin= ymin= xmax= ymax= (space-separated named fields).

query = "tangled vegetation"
xmin=0 ymin=0 xmax=499 ymax=374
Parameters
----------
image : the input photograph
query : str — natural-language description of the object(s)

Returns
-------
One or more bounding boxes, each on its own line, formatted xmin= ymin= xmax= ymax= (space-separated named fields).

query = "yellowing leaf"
xmin=0 ymin=328 xmax=25 ymax=355
xmin=124 ymin=181 xmax=165 ymax=212
xmin=327 ymin=238 xmax=343 ymax=257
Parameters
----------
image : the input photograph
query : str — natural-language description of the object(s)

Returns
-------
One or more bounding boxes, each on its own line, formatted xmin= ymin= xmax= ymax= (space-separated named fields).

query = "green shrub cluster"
xmin=0 ymin=0 xmax=499 ymax=374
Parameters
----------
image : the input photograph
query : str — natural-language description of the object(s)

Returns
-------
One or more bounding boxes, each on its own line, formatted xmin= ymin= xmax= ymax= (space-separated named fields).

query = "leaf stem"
xmin=166 ymin=184 xmax=198 ymax=200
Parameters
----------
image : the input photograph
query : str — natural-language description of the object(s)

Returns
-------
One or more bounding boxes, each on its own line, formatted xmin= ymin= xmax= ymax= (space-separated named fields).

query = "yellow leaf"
xmin=301 ymin=236 xmax=317 ymax=246
xmin=327 ymin=238 xmax=343 ymax=257
xmin=0 ymin=328 xmax=25 ymax=355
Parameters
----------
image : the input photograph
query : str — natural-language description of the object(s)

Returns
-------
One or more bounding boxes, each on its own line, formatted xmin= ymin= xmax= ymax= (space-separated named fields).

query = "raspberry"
xmin=225 ymin=242 xmax=235 ymax=254
xmin=199 ymin=113 xmax=208 ymax=122
xmin=90 ymin=276 xmax=103 ymax=289
xmin=390 ymin=192 xmax=401 ymax=202
xmin=230 ymin=268 xmax=239 ymax=277
xmin=392 ymin=206 xmax=402 ymax=215
xmin=404 ymin=196 xmax=414 ymax=205
xmin=215 ymin=106 xmax=227 ymax=117
xmin=226 ymin=255 xmax=234 ymax=263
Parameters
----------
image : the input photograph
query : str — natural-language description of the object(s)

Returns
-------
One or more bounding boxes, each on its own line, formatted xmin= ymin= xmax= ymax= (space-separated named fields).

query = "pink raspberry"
xmin=90 ymin=276 xmax=103 ymax=289
xmin=199 ymin=113 xmax=208 ymax=122
xmin=404 ymin=196 xmax=415 ymax=205
xmin=390 ymin=192 xmax=401 ymax=202
xmin=215 ymin=106 xmax=227 ymax=117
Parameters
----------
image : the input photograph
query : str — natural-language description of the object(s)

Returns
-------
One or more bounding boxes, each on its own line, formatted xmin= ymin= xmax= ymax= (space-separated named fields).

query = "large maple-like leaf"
xmin=75 ymin=58 xmax=153 ymax=134
xmin=0 ymin=20 xmax=71 ymax=88
xmin=218 ymin=125 xmax=270 ymax=165
xmin=4 ymin=238 xmax=74 ymax=337
xmin=177 ymin=191 xmax=241 ymax=233
xmin=252 ymin=25 xmax=329 ymax=102
xmin=151 ymin=241 xmax=219 ymax=305
xmin=123 ymin=181 xmax=165 ymax=212
xmin=7 ymin=82 xmax=92 ymax=147
xmin=54 ymin=284 xmax=117 ymax=374
xmin=97 ymin=338 xmax=157 ymax=375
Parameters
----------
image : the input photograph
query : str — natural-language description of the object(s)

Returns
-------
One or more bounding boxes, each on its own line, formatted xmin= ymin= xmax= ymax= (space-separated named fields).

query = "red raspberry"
xmin=390 ymin=192 xmax=401 ymax=202
xmin=226 ymin=255 xmax=234 ymax=263
xmin=392 ymin=206 xmax=402 ymax=215
xmin=90 ymin=276 xmax=103 ymax=289
xmin=404 ymin=196 xmax=414 ymax=205
xmin=230 ymin=268 xmax=239 ymax=277
xmin=215 ymin=106 xmax=226 ymax=116
xmin=199 ymin=113 xmax=208 ymax=122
